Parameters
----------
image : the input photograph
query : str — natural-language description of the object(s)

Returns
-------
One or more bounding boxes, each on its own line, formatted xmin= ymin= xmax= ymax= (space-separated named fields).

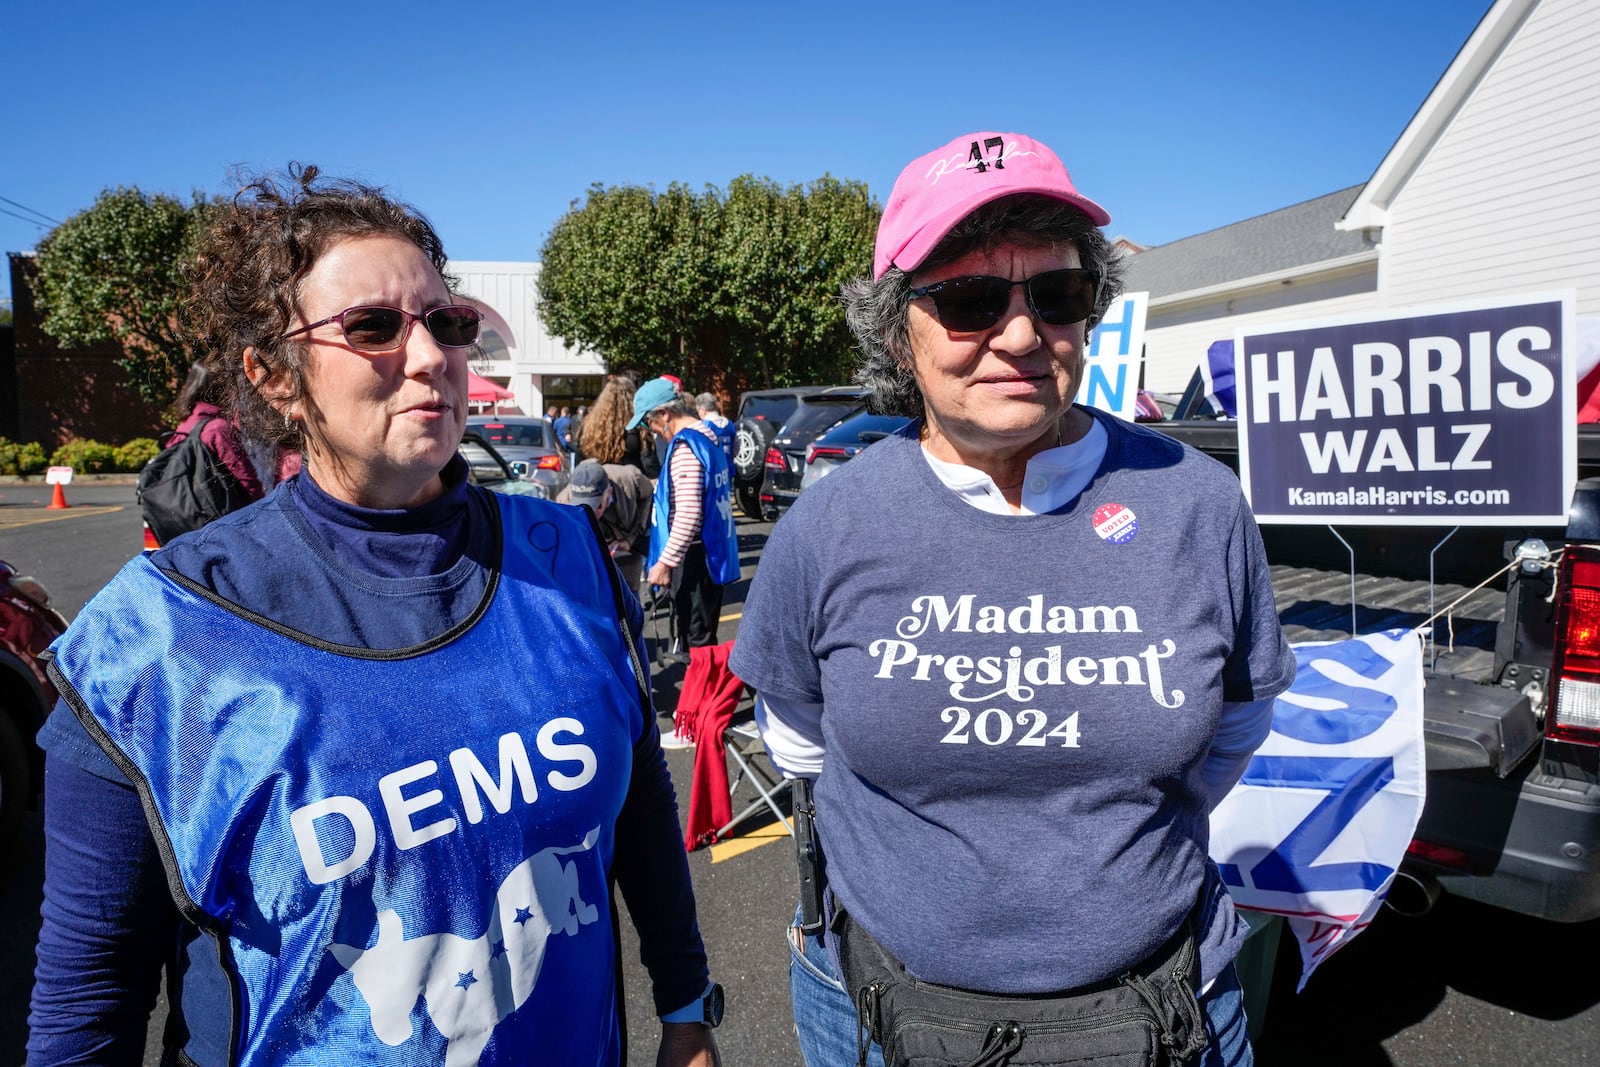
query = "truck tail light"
xmin=765 ymin=447 xmax=785 ymax=472
xmin=1547 ymin=548 xmax=1600 ymax=744
xmin=1405 ymin=838 xmax=1470 ymax=871
xmin=535 ymin=454 xmax=564 ymax=471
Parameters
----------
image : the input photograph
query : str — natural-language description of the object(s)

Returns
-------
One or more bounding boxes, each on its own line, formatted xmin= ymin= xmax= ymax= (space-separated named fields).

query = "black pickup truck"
xmin=1153 ymin=376 xmax=1600 ymax=923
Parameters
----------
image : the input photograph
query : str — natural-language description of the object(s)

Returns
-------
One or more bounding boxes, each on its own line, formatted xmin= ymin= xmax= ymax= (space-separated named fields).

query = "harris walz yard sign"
xmin=1235 ymin=294 xmax=1576 ymax=525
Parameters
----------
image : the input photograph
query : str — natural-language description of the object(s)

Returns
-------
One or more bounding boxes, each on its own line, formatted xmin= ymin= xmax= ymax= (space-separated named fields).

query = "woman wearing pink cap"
xmin=732 ymin=132 xmax=1293 ymax=1066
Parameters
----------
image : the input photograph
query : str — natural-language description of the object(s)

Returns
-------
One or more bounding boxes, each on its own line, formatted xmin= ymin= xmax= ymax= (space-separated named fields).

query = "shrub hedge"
xmin=50 ymin=439 xmax=119 ymax=474
xmin=0 ymin=436 xmax=165 ymax=476
xmin=114 ymin=437 xmax=161 ymax=472
xmin=0 ymin=438 xmax=49 ymax=476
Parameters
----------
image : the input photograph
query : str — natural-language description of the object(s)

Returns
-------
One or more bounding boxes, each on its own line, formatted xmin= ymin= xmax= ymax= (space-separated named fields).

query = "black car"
xmin=797 ymin=410 xmax=914 ymax=493
xmin=758 ymin=387 xmax=870 ymax=519
xmin=731 ymin=386 xmax=831 ymax=519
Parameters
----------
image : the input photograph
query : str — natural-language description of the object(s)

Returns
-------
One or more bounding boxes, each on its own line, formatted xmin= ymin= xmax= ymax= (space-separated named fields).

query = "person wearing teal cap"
xmin=629 ymin=378 xmax=741 ymax=654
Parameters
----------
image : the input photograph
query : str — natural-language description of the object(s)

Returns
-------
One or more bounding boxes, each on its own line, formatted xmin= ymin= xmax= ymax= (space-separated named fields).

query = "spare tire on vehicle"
xmin=734 ymin=418 xmax=777 ymax=483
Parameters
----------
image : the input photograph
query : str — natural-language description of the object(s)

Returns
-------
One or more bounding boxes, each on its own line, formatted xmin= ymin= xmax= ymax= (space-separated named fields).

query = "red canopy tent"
xmin=466 ymin=371 xmax=515 ymax=412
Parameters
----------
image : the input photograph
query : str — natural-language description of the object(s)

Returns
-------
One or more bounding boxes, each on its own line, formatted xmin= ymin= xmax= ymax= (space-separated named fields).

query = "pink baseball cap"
xmin=873 ymin=131 xmax=1110 ymax=279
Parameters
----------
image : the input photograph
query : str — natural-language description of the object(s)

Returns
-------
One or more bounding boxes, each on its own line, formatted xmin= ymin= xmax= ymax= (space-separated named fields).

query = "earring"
xmin=284 ymin=412 xmax=294 ymax=432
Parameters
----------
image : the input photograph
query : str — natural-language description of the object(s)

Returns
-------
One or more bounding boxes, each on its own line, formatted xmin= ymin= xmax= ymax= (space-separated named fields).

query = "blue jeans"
xmin=787 ymin=911 xmax=1253 ymax=1066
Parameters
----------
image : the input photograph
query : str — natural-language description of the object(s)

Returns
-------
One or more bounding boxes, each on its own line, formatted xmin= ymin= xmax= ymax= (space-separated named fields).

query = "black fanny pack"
xmin=835 ymin=906 xmax=1208 ymax=1067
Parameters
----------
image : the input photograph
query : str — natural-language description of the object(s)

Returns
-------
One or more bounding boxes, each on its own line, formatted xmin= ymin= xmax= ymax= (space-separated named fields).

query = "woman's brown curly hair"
xmin=577 ymin=377 xmax=637 ymax=464
xmin=183 ymin=163 xmax=452 ymax=450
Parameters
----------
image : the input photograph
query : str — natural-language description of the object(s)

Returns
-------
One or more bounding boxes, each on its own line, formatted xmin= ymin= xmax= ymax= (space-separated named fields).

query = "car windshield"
xmin=779 ymin=397 xmax=865 ymax=442
xmin=475 ymin=422 xmax=548 ymax=448
xmin=741 ymin=397 xmax=802 ymax=425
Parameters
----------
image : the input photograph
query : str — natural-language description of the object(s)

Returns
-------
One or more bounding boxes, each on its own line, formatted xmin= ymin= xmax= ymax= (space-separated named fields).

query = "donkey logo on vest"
xmin=328 ymin=828 xmax=601 ymax=1067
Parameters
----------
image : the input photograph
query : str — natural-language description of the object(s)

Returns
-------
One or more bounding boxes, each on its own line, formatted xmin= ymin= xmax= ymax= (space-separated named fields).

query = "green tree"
xmin=33 ymin=187 xmax=219 ymax=409
xmin=538 ymin=175 xmax=878 ymax=393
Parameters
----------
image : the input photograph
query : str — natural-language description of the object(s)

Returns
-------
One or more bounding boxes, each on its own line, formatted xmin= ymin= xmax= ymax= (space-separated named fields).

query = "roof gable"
xmin=1121 ymin=185 xmax=1371 ymax=300
xmin=1339 ymin=0 xmax=1533 ymax=230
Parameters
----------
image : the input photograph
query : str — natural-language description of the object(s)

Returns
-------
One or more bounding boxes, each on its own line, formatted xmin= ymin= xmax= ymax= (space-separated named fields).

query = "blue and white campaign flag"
xmin=1209 ymin=629 xmax=1426 ymax=989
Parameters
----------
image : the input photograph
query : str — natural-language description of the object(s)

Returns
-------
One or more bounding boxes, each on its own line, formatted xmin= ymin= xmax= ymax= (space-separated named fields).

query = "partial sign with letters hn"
xmin=1077 ymin=291 xmax=1148 ymax=423
xmin=1235 ymin=294 xmax=1576 ymax=525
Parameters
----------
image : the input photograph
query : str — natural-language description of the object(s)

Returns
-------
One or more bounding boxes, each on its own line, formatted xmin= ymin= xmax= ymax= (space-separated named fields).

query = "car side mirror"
xmin=508 ymin=461 xmax=530 ymax=478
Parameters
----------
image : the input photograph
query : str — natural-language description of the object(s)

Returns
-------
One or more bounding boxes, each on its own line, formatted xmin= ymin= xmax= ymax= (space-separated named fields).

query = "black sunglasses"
xmin=280 ymin=304 xmax=482 ymax=353
xmin=909 ymin=268 xmax=1101 ymax=333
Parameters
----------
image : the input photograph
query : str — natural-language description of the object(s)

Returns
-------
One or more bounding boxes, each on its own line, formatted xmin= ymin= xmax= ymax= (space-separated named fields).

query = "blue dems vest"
xmin=47 ymin=495 xmax=644 ymax=1067
xmin=648 ymin=427 xmax=740 ymax=585
xmin=706 ymin=418 xmax=735 ymax=465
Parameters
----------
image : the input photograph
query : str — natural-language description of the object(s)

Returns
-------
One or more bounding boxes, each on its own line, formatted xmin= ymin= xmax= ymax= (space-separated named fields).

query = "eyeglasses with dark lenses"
xmin=280 ymin=304 xmax=483 ymax=353
xmin=909 ymin=268 xmax=1101 ymax=333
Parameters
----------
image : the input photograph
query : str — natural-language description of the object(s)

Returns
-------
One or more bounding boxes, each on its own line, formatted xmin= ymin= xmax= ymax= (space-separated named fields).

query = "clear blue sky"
xmin=2 ymin=0 xmax=1493 ymax=306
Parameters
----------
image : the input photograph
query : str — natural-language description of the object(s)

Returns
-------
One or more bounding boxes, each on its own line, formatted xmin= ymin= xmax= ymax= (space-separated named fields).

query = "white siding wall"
xmin=1141 ymin=269 xmax=1380 ymax=393
xmin=448 ymin=261 xmax=603 ymax=414
xmin=1380 ymin=0 xmax=1600 ymax=311
xmin=1139 ymin=0 xmax=1598 ymax=394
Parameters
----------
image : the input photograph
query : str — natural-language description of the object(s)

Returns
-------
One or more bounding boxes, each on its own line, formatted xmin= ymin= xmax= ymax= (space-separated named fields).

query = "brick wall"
xmin=7 ymin=253 xmax=164 ymax=449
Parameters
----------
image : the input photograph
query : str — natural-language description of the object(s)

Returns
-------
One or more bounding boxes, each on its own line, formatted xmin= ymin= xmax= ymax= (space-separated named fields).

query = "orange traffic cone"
xmin=47 ymin=482 xmax=70 ymax=509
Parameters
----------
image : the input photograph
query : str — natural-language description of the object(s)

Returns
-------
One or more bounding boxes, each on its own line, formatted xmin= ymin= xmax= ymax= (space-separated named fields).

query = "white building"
xmin=447 ymin=261 xmax=606 ymax=415
xmin=1130 ymin=0 xmax=1600 ymax=393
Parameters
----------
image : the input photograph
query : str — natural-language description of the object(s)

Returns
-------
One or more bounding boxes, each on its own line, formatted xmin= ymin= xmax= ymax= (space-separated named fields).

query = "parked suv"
xmin=759 ymin=387 xmax=869 ymax=519
xmin=731 ymin=386 xmax=830 ymax=519
xmin=0 ymin=560 xmax=69 ymax=857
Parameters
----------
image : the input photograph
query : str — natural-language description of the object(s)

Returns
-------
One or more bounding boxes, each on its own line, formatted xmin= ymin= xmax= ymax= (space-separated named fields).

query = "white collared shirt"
xmin=918 ymin=417 xmax=1109 ymax=515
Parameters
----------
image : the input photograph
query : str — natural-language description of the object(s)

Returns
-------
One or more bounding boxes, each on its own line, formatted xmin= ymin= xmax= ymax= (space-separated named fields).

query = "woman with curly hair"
xmin=29 ymin=165 xmax=721 ymax=1067
xmin=580 ymin=373 xmax=660 ymax=477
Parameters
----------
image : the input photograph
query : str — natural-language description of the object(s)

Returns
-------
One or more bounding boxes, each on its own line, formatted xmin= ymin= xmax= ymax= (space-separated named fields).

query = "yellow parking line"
xmin=0 ymin=505 xmax=122 ymax=530
xmin=709 ymin=818 xmax=792 ymax=863
xmin=719 ymin=609 xmax=742 ymax=624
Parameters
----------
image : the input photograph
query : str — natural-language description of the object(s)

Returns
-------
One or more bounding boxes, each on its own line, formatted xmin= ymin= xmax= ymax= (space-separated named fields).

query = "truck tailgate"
xmin=1270 ymin=563 xmax=1538 ymax=774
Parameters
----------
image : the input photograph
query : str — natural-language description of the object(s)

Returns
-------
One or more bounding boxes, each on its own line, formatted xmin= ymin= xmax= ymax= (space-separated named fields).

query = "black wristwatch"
xmin=700 ymin=982 xmax=725 ymax=1028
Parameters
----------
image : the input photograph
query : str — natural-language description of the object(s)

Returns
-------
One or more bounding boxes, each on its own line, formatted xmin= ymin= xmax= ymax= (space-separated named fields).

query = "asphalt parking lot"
xmin=6 ymin=490 xmax=1600 ymax=1066
xmin=619 ymin=515 xmax=808 ymax=1066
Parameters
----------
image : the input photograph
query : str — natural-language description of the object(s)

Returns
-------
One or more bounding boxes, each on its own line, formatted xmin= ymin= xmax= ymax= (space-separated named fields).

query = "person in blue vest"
xmin=27 ymin=166 xmax=722 ymax=1067
xmin=695 ymin=392 xmax=736 ymax=466
xmin=633 ymin=379 xmax=740 ymax=657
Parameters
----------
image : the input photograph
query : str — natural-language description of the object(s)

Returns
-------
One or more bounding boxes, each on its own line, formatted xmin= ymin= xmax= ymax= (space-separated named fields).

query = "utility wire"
xmin=0 ymin=205 xmax=55 ymax=229
xmin=0 ymin=195 xmax=61 ymax=226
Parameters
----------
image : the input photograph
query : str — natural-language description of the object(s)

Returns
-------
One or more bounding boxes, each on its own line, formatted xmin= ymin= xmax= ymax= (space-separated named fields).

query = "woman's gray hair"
xmin=846 ymin=195 xmax=1126 ymax=419
xmin=651 ymin=394 xmax=698 ymax=422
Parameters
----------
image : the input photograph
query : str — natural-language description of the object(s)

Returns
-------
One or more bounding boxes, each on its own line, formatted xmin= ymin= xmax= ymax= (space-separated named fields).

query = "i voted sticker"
xmin=1093 ymin=502 xmax=1138 ymax=544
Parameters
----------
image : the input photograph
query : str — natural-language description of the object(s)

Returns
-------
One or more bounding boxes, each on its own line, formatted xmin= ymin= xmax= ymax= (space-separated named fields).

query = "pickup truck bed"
xmin=1271 ymin=561 xmax=1537 ymax=774
xmin=1272 ymin=564 xmax=1501 ymax=679
xmin=1154 ymin=414 xmax=1600 ymax=923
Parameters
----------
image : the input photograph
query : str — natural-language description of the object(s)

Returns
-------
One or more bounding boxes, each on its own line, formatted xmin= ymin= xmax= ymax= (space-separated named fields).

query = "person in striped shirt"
xmin=631 ymin=378 xmax=741 ymax=655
